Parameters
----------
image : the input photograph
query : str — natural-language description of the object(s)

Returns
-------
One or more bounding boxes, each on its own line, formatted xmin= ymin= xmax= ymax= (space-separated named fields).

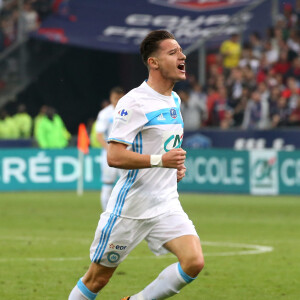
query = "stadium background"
xmin=0 ymin=1 xmax=300 ymax=299
xmin=1 ymin=0 xmax=299 ymax=195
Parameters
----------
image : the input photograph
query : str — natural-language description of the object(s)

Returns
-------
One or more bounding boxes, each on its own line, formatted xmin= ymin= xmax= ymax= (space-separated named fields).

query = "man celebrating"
xmin=69 ymin=30 xmax=204 ymax=300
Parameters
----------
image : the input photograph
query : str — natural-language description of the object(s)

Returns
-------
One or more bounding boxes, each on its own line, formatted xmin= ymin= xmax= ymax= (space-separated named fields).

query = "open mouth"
xmin=177 ymin=63 xmax=185 ymax=72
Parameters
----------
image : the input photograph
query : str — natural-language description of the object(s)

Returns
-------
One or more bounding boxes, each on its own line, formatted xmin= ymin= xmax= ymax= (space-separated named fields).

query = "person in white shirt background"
xmin=95 ymin=86 xmax=125 ymax=211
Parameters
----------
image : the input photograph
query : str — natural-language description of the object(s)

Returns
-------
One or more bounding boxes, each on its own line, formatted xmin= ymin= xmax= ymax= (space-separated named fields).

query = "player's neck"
xmin=147 ymin=74 xmax=174 ymax=96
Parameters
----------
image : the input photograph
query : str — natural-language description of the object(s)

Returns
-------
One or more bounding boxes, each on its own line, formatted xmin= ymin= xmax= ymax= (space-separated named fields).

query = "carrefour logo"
xmin=149 ymin=0 xmax=251 ymax=11
xmin=118 ymin=109 xmax=128 ymax=117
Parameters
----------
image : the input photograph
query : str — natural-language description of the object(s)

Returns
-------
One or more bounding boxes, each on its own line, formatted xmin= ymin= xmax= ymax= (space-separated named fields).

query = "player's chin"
xmin=174 ymin=73 xmax=186 ymax=82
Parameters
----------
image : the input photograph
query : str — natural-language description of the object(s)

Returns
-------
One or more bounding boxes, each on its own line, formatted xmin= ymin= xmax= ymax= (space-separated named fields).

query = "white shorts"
xmin=90 ymin=210 xmax=199 ymax=267
xmin=101 ymin=150 xmax=119 ymax=184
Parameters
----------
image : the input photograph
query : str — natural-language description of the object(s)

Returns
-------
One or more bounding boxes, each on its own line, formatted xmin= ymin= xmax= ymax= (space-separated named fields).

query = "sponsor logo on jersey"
xmin=148 ymin=0 xmax=251 ymax=12
xmin=118 ymin=109 xmax=128 ymax=117
xmin=170 ymin=108 xmax=177 ymax=119
xmin=109 ymin=243 xmax=127 ymax=251
xmin=115 ymin=108 xmax=131 ymax=123
xmin=107 ymin=251 xmax=120 ymax=263
xmin=163 ymin=133 xmax=184 ymax=152
xmin=157 ymin=113 xmax=166 ymax=121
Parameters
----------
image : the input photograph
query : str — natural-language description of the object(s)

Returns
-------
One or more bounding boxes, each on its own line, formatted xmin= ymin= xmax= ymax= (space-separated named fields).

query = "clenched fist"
xmin=162 ymin=148 xmax=186 ymax=168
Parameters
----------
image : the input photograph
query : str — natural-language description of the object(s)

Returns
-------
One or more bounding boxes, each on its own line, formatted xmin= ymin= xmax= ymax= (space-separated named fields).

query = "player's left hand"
xmin=177 ymin=164 xmax=186 ymax=182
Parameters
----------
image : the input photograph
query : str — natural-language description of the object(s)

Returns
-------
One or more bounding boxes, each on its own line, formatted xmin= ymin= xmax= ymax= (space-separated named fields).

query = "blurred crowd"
xmin=0 ymin=104 xmax=71 ymax=148
xmin=1 ymin=2 xmax=300 ymax=149
xmin=178 ymin=2 xmax=300 ymax=130
xmin=0 ymin=0 xmax=52 ymax=53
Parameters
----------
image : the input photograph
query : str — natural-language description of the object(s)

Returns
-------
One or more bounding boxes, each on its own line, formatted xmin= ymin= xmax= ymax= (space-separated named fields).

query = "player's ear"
xmin=148 ymin=56 xmax=159 ymax=70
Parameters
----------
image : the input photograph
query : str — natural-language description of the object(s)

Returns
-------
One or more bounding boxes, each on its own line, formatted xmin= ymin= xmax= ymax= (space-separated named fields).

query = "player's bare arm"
xmin=107 ymin=142 xmax=186 ymax=169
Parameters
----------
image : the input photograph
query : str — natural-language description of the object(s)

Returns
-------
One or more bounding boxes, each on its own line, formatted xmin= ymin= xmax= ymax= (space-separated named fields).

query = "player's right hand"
xmin=162 ymin=148 xmax=186 ymax=168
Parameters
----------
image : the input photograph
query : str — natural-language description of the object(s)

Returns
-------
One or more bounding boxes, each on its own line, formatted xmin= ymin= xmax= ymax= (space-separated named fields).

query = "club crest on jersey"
xmin=107 ymin=252 xmax=120 ymax=263
xmin=170 ymin=108 xmax=177 ymax=119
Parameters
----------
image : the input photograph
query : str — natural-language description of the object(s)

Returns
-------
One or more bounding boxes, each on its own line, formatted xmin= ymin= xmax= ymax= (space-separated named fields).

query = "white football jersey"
xmin=107 ymin=81 xmax=184 ymax=219
xmin=95 ymin=104 xmax=114 ymax=139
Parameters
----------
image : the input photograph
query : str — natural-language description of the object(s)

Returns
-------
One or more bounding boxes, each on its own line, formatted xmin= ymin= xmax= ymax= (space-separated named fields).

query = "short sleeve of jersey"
xmin=95 ymin=110 xmax=107 ymax=133
xmin=108 ymin=96 xmax=147 ymax=146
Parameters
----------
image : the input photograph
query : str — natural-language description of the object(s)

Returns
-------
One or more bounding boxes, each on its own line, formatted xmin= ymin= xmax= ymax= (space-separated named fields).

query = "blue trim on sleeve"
xmin=77 ymin=278 xmax=97 ymax=300
xmin=107 ymin=138 xmax=132 ymax=146
xmin=178 ymin=263 xmax=197 ymax=283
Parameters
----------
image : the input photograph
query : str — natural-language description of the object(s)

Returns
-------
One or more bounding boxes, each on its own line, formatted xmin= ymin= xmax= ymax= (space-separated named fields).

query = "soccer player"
xmin=95 ymin=87 xmax=125 ymax=210
xmin=68 ymin=30 xmax=204 ymax=300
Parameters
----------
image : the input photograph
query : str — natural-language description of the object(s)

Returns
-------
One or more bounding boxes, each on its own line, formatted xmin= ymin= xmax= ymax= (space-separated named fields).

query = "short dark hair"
xmin=140 ymin=30 xmax=175 ymax=66
xmin=110 ymin=86 xmax=125 ymax=95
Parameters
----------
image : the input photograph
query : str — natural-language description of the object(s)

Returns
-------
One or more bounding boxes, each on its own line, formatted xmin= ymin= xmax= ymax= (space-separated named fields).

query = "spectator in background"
xmin=13 ymin=103 xmax=32 ymax=138
xmin=242 ymin=90 xmax=270 ymax=129
xmin=283 ymin=77 xmax=300 ymax=109
xmin=35 ymin=106 xmax=70 ymax=148
xmin=239 ymin=43 xmax=260 ymax=73
xmin=273 ymin=49 xmax=291 ymax=76
xmin=242 ymin=65 xmax=257 ymax=91
xmin=0 ymin=108 xmax=18 ymax=138
xmin=249 ymin=31 xmax=264 ymax=59
xmin=289 ymin=95 xmax=300 ymax=125
xmin=34 ymin=104 xmax=48 ymax=138
xmin=206 ymin=86 xmax=232 ymax=128
xmin=268 ymin=86 xmax=282 ymax=116
xmin=264 ymin=40 xmax=279 ymax=65
xmin=220 ymin=33 xmax=241 ymax=76
xmin=178 ymin=87 xmax=207 ymax=131
xmin=285 ymin=56 xmax=300 ymax=82
xmin=286 ymin=29 xmax=300 ymax=55
xmin=270 ymin=96 xmax=291 ymax=128
xmin=227 ymin=67 xmax=244 ymax=104
xmin=21 ymin=0 xmax=40 ymax=34
xmin=231 ymin=87 xmax=249 ymax=127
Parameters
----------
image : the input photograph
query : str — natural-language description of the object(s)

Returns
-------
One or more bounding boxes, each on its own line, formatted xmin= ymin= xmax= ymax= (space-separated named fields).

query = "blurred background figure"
xmin=270 ymin=96 xmax=291 ymax=128
xmin=95 ymin=86 xmax=125 ymax=211
xmin=242 ymin=90 xmax=270 ymax=129
xmin=14 ymin=103 xmax=32 ymax=138
xmin=289 ymin=95 xmax=300 ymax=126
xmin=220 ymin=33 xmax=241 ymax=76
xmin=35 ymin=106 xmax=70 ymax=148
xmin=21 ymin=0 xmax=40 ymax=35
xmin=178 ymin=86 xmax=207 ymax=131
xmin=0 ymin=108 xmax=18 ymax=138
xmin=33 ymin=105 xmax=48 ymax=139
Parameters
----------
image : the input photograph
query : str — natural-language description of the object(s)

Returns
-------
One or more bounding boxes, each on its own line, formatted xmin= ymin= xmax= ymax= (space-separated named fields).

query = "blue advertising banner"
xmin=179 ymin=149 xmax=250 ymax=193
xmin=0 ymin=148 xmax=102 ymax=191
xmin=33 ymin=0 xmax=273 ymax=53
xmin=183 ymin=129 xmax=300 ymax=150
xmin=1 ymin=148 xmax=300 ymax=195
